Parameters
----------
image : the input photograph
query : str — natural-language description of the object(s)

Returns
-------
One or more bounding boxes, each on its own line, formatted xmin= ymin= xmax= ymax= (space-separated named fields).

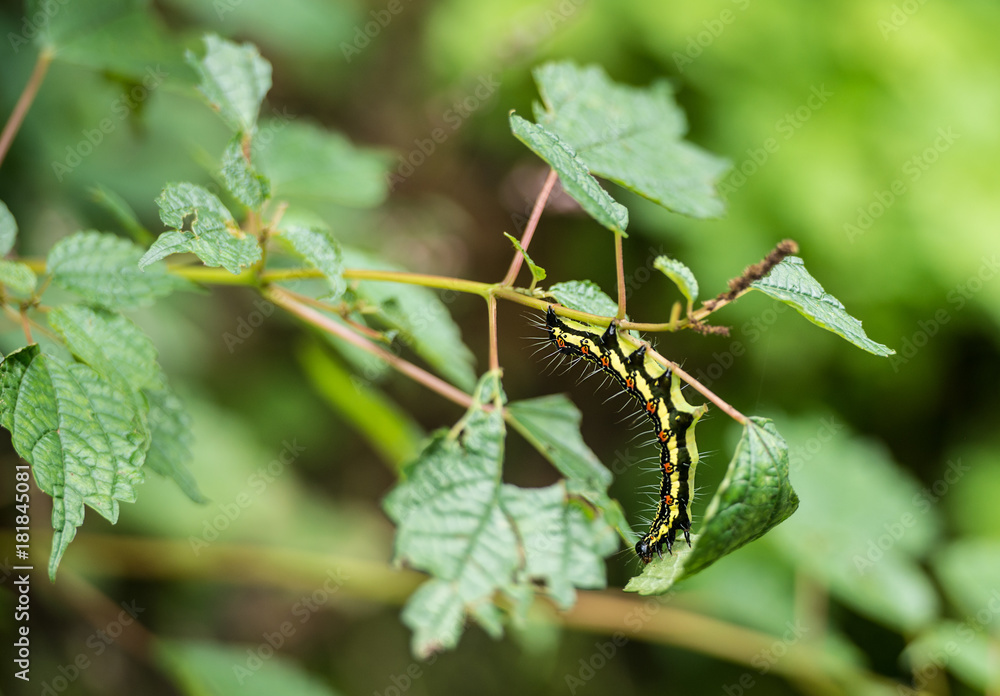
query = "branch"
xmin=0 ymin=50 xmax=53 ymax=168
xmin=614 ymin=232 xmax=627 ymax=319
xmin=265 ymin=285 xmax=475 ymax=410
xmin=697 ymin=239 xmax=798 ymax=318
xmin=501 ymin=168 xmax=558 ymax=287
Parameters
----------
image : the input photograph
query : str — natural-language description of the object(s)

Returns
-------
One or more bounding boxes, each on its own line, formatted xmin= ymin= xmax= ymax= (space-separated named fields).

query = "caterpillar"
xmin=545 ymin=307 xmax=706 ymax=563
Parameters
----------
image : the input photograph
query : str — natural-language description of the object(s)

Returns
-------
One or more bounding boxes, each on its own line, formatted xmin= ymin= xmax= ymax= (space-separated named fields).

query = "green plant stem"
xmin=0 ymin=49 xmax=53 ymax=168
xmin=501 ymin=168 xmax=558 ymax=287
xmin=614 ymin=232 xmax=627 ymax=319
xmin=51 ymin=531 xmax=892 ymax=695
xmin=265 ymin=285 xmax=476 ymax=410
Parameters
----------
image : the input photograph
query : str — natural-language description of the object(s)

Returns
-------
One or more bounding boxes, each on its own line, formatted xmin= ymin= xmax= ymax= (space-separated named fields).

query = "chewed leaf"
xmin=140 ymin=183 xmax=261 ymax=274
xmin=751 ymin=256 xmax=894 ymax=357
xmin=654 ymin=255 xmax=699 ymax=307
xmin=510 ymin=115 xmax=629 ymax=235
xmin=626 ymin=418 xmax=798 ymax=595
xmin=189 ymin=34 xmax=272 ymax=133
xmin=0 ymin=346 xmax=150 ymax=579
xmin=385 ymin=373 xmax=616 ymax=657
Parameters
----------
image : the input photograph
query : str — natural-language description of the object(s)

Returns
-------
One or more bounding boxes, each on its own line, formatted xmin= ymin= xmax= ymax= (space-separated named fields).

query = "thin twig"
xmin=697 ymin=239 xmax=798 ymax=318
xmin=487 ymin=293 xmax=499 ymax=372
xmin=0 ymin=50 xmax=53 ymax=168
xmin=501 ymin=168 xmax=558 ymax=287
xmin=265 ymin=285 xmax=475 ymax=409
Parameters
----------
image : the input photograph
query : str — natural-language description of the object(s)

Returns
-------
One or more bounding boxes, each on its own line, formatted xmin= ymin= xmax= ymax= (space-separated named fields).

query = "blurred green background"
xmin=1 ymin=0 xmax=999 ymax=694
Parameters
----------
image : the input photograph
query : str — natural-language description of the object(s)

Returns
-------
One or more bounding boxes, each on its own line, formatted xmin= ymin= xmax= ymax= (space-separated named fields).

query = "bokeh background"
xmin=1 ymin=0 xmax=999 ymax=694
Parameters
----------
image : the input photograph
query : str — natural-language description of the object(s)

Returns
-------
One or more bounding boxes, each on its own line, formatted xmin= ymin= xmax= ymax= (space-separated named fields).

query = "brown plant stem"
xmin=0 ymin=50 xmax=52 ymax=168
xmin=501 ymin=168 xmax=558 ymax=287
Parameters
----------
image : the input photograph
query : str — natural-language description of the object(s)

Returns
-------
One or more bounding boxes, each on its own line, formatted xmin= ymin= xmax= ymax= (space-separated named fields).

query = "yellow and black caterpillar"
xmin=546 ymin=307 xmax=705 ymax=562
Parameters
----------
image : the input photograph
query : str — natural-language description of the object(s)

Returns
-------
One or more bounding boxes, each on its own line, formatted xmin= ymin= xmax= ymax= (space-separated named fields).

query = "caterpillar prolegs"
xmin=546 ymin=307 xmax=706 ymax=563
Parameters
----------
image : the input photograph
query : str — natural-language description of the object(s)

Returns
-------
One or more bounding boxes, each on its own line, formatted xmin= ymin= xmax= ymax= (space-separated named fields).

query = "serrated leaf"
xmin=48 ymin=305 xmax=164 ymax=393
xmin=510 ymin=115 xmax=629 ymax=235
xmin=0 ymin=200 xmax=16 ymax=255
xmin=507 ymin=394 xmax=633 ymax=540
xmin=0 ymin=345 xmax=149 ymax=579
xmin=158 ymin=639 xmax=343 ymax=696
xmin=502 ymin=232 xmax=546 ymax=284
xmin=385 ymin=373 xmax=616 ymax=657
xmin=654 ymin=255 xmax=699 ymax=307
xmin=140 ymin=183 xmax=261 ymax=274
xmin=144 ymin=386 xmax=205 ymax=504
xmin=48 ymin=231 xmax=192 ymax=309
xmin=280 ymin=226 xmax=346 ymax=301
xmin=257 ymin=121 xmax=391 ymax=209
xmin=88 ymin=185 xmax=153 ymax=245
xmin=627 ymin=418 xmax=798 ymax=595
xmin=548 ymin=280 xmax=618 ymax=318
xmin=751 ymin=257 xmax=894 ymax=357
xmin=0 ymin=260 xmax=37 ymax=296
xmin=531 ymin=61 xmax=730 ymax=219
xmin=188 ymin=34 xmax=271 ymax=133
xmin=343 ymin=247 xmax=476 ymax=392
xmin=220 ymin=136 xmax=270 ymax=210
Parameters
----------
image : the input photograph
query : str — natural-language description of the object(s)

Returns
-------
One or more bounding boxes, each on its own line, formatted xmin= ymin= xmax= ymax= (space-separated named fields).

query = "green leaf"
xmin=654 ymin=255 xmax=699 ymax=307
xmin=343 ymin=248 xmax=477 ymax=392
xmin=48 ymin=231 xmax=192 ymax=309
xmin=258 ymin=121 xmax=391 ymax=209
xmin=0 ymin=199 xmax=17 ymax=255
xmin=502 ymin=232 xmax=546 ymax=284
xmin=158 ymin=639 xmax=343 ymax=696
xmin=0 ymin=345 xmax=149 ymax=579
xmin=0 ymin=260 xmax=37 ymax=296
xmin=507 ymin=394 xmax=632 ymax=539
xmin=530 ymin=61 xmax=730 ymax=219
xmin=48 ymin=305 xmax=164 ymax=393
xmin=385 ymin=373 xmax=616 ymax=657
xmin=751 ymin=257 xmax=894 ymax=357
xmin=29 ymin=0 xmax=186 ymax=78
xmin=932 ymin=539 xmax=1000 ymax=630
xmin=140 ymin=183 xmax=261 ymax=274
xmin=279 ymin=226 xmax=346 ymax=302
xmin=221 ymin=136 xmax=271 ymax=210
xmin=188 ymin=34 xmax=272 ymax=133
xmin=88 ymin=185 xmax=153 ymax=245
xmin=510 ymin=115 xmax=629 ymax=235
xmin=144 ymin=386 xmax=205 ymax=504
xmin=548 ymin=280 xmax=618 ymax=318
xmin=627 ymin=418 xmax=798 ymax=595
